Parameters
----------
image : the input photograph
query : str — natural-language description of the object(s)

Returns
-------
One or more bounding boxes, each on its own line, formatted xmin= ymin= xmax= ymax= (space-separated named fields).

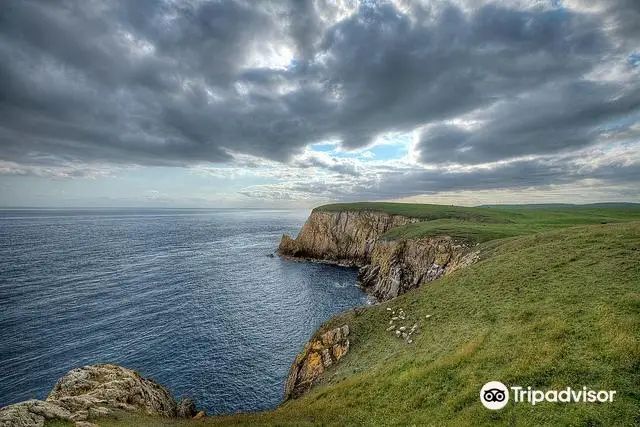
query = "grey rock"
xmin=2 ymin=364 xmax=194 ymax=426
xmin=321 ymin=348 xmax=333 ymax=368
xmin=177 ymin=398 xmax=197 ymax=418
xmin=0 ymin=399 xmax=74 ymax=427
xmin=358 ymin=237 xmax=476 ymax=300
xmin=47 ymin=364 xmax=178 ymax=418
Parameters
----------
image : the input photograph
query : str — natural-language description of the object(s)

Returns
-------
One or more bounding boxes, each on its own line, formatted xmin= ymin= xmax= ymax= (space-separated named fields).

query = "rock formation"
xmin=358 ymin=236 xmax=480 ymax=300
xmin=278 ymin=210 xmax=419 ymax=266
xmin=0 ymin=399 xmax=76 ymax=427
xmin=0 ymin=364 xmax=199 ymax=426
xmin=279 ymin=209 xmax=479 ymax=301
xmin=176 ymin=398 xmax=197 ymax=418
xmin=284 ymin=325 xmax=350 ymax=401
xmin=278 ymin=208 xmax=483 ymax=401
xmin=47 ymin=364 xmax=178 ymax=419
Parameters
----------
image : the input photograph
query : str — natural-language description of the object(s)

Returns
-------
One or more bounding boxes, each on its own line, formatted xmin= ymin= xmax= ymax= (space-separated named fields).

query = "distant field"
xmin=91 ymin=214 xmax=640 ymax=426
xmin=316 ymin=202 xmax=640 ymax=243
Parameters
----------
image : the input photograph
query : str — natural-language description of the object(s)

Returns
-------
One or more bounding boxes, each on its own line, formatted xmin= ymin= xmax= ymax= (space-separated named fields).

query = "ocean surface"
xmin=0 ymin=208 xmax=368 ymax=414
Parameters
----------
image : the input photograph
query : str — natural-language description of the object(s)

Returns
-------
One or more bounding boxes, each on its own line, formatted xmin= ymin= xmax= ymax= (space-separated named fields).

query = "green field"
xmin=87 ymin=204 xmax=640 ymax=426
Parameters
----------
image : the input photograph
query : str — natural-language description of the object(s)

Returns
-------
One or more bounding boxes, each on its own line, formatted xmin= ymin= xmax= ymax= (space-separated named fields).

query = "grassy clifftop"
xmin=317 ymin=202 xmax=640 ymax=244
xmin=313 ymin=202 xmax=511 ymax=223
xmin=92 ymin=212 xmax=640 ymax=426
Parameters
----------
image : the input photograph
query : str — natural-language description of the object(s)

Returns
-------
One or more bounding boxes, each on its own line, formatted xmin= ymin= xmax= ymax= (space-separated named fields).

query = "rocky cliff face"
xmin=283 ymin=325 xmax=350 ymax=401
xmin=358 ymin=237 xmax=480 ymax=300
xmin=279 ymin=210 xmax=481 ymax=401
xmin=278 ymin=210 xmax=419 ymax=266
xmin=0 ymin=364 xmax=199 ymax=426
xmin=279 ymin=209 xmax=478 ymax=301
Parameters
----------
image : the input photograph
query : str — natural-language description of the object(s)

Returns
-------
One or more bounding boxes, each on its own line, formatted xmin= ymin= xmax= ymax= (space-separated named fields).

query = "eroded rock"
xmin=278 ymin=210 xmax=480 ymax=301
xmin=358 ymin=237 xmax=478 ymax=300
xmin=47 ymin=364 xmax=177 ymax=419
xmin=177 ymin=398 xmax=197 ymax=418
xmin=0 ymin=399 xmax=74 ymax=427
xmin=283 ymin=325 xmax=351 ymax=401
xmin=0 ymin=364 xmax=197 ymax=426
xmin=278 ymin=211 xmax=419 ymax=266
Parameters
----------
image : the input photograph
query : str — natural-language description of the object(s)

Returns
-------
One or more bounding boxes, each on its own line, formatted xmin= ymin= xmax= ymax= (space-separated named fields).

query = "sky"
xmin=0 ymin=0 xmax=639 ymax=208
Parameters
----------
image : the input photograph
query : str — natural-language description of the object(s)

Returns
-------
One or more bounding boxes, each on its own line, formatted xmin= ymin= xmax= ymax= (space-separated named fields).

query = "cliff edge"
xmin=278 ymin=208 xmax=477 ymax=301
xmin=278 ymin=210 xmax=419 ymax=266
xmin=279 ymin=206 xmax=481 ymax=401
xmin=358 ymin=236 xmax=479 ymax=300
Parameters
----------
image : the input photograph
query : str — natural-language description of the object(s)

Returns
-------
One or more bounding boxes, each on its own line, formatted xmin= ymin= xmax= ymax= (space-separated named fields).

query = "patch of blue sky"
xmin=628 ymin=53 xmax=640 ymax=68
xmin=309 ymin=142 xmax=338 ymax=153
xmin=598 ymin=114 xmax=640 ymax=132
xmin=367 ymin=143 xmax=407 ymax=160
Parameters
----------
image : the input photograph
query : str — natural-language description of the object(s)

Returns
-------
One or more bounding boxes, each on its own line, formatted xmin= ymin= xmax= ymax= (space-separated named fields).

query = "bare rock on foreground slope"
xmin=46 ymin=364 xmax=178 ymax=419
xmin=1 ymin=364 xmax=198 ymax=426
xmin=0 ymin=399 xmax=75 ymax=427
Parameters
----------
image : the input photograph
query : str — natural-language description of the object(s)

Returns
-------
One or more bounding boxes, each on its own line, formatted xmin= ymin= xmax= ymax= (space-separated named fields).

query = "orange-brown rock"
xmin=283 ymin=325 xmax=351 ymax=401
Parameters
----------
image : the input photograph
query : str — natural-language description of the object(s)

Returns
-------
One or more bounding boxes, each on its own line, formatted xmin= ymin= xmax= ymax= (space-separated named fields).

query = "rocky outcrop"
xmin=280 ymin=209 xmax=479 ymax=301
xmin=176 ymin=398 xmax=197 ymax=418
xmin=47 ymin=364 xmax=177 ymax=419
xmin=278 ymin=210 xmax=419 ymax=266
xmin=278 ymin=209 xmax=482 ymax=400
xmin=284 ymin=325 xmax=350 ymax=401
xmin=0 ymin=364 xmax=199 ymax=426
xmin=0 ymin=399 xmax=75 ymax=427
xmin=358 ymin=237 xmax=480 ymax=300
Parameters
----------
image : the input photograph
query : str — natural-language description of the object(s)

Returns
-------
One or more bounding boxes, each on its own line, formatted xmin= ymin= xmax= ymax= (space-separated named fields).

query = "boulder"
xmin=177 ymin=398 xmax=197 ymax=418
xmin=1 ymin=364 xmax=202 ymax=426
xmin=46 ymin=364 xmax=178 ymax=419
xmin=0 ymin=399 xmax=75 ymax=427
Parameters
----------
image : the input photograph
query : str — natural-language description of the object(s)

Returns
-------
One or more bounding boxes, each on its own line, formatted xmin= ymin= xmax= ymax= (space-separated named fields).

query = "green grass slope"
xmin=95 ymin=219 xmax=640 ymax=426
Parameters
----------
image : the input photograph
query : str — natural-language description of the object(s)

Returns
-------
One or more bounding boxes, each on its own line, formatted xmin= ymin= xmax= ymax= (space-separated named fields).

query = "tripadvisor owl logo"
xmin=480 ymin=381 xmax=617 ymax=410
xmin=480 ymin=381 xmax=509 ymax=410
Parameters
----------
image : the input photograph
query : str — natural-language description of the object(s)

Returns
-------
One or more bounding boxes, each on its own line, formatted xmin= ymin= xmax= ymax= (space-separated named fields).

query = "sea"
xmin=0 ymin=208 xmax=369 ymax=414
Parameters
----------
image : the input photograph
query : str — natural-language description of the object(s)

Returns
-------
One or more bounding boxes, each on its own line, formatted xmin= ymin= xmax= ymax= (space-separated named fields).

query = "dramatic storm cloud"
xmin=0 ymin=0 xmax=639 ymax=206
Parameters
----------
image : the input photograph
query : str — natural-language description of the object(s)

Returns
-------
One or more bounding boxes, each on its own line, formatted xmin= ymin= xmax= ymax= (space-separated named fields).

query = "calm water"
xmin=0 ymin=209 xmax=368 ymax=414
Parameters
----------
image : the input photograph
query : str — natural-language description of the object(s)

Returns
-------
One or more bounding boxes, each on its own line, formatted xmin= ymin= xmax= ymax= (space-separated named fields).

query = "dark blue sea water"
xmin=0 ymin=208 xmax=368 ymax=414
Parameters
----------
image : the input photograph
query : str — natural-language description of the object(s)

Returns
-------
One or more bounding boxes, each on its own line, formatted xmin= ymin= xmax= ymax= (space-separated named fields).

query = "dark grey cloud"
xmin=417 ymin=80 xmax=640 ymax=164
xmin=295 ymin=155 xmax=361 ymax=176
xmin=284 ymin=156 xmax=640 ymax=200
xmin=0 ymin=0 xmax=639 ymax=195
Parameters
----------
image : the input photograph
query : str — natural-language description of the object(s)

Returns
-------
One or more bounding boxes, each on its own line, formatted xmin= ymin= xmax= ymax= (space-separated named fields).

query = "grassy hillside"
xmin=91 ymin=217 xmax=640 ymax=426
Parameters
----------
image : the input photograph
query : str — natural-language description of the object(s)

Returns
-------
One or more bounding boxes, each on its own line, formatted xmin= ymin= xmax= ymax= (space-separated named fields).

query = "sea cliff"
xmin=279 ymin=207 xmax=480 ymax=400
xmin=358 ymin=236 xmax=479 ymax=300
xmin=278 ymin=210 xmax=419 ymax=266
xmin=278 ymin=208 xmax=478 ymax=301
